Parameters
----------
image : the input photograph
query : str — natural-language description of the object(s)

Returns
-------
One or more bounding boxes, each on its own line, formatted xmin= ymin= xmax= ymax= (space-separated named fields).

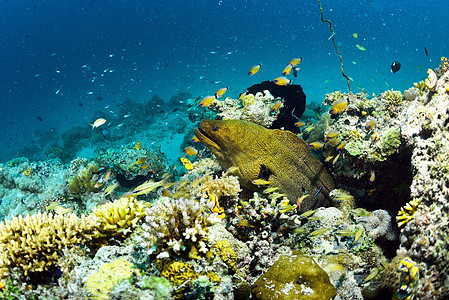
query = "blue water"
xmin=1 ymin=0 xmax=447 ymax=162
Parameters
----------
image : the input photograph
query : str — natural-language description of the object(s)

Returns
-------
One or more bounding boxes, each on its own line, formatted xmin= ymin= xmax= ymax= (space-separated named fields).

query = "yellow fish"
xmin=356 ymin=44 xmax=367 ymax=51
xmin=324 ymin=130 xmax=339 ymax=142
xmin=248 ymin=64 xmax=261 ymax=76
xmin=336 ymin=141 xmax=347 ymax=151
xmin=135 ymin=156 xmax=147 ymax=165
xmin=354 ymin=228 xmax=364 ymax=244
xmin=46 ymin=201 xmax=62 ymax=211
xmin=350 ymin=208 xmax=371 ymax=217
xmin=263 ymin=186 xmax=279 ymax=194
xmin=332 ymin=153 xmax=340 ymax=164
xmin=365 ymin=120 xmax=376 ymax=130
xmin=289 ymin=57 xmax=303 ymax=66
xmin=208 ymin=194 xmax=225 ymax=219
xmin=282 ymin=64 xmax=293 ymax=76
xmin=180 ymin=156 xmax=193 ymax=170
xmin=53 ymin=205 xmax=74 ymax=215
xmin=251 ymin=179 xmax=271 ymax=185
xmin=294 ymin=121 xmax=306 ymax=128
xmin=238 ymin=218 xmax=255 ymax=228
xmin=91 ymin=118 xmax=106 ymax=130
xmin=270 ymin=100 xmax=282 ymax=113
xmin=191 ymin=136 xmax=200 ymax=143
xmin=183 ymin=146 xmax=198 ymax=156
xmin=104 ymin=182 xmax=119 ymax=196
xmin=238 ymin=91 xmax=247 ymax=101
xmin=309 ymin=228 xmax=330 ymax=237
xmin=215 ymin=87 xmax=228 ymax=98
xmin=134 ymin=142 xmax=142 ymax=150
xmin=268 ymin=192 xmax=287 ymax=200
xmin=309 ymin=142 xmax=324 ymax=149
xmin=329 ymin=99 xmax=348 ymax=115
xmin=24 ymin=167 xmax=32 ymax=176
xmin=273 ymin=76 xmax=291 ymax=86
xmin=304 ymin=125 xmax=315 ymax=133
xmin=140 ymin=164 xmax=150 ymax=170
xmin=199 ymin=95 xmax=215 ymax=107
xmin=369 ymin=170 xmax=375 ymax=183
xmin=226 ymin=166 xmax=239 ymax=173
xmin=324 ymin=155 xmax=334 ymax=162
xmin=353 ymin=33 xmax=358 ymax=38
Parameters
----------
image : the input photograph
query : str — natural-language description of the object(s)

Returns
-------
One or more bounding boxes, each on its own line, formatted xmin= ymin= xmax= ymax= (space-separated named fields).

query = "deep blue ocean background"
xmin=1 ymin=0 xmax=447 ymax=163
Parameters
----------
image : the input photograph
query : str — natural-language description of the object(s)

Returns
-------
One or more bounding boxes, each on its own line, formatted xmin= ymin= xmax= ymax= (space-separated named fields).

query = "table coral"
xmin=0 ymin=212 xmax=98 ymax=276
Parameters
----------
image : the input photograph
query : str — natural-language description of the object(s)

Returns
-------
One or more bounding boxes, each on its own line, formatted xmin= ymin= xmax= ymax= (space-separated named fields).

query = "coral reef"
xmin=67 ymin=160 xmax=99 ymax=195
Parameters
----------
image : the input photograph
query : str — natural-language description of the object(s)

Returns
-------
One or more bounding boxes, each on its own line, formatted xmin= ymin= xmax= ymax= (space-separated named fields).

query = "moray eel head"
xmin=194 ymin=119 xmax=335 ymax=212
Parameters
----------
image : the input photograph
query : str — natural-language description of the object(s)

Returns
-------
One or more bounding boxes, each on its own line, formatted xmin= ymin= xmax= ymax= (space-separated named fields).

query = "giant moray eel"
xmin=194 ymin=119 xmax=335 ymax=213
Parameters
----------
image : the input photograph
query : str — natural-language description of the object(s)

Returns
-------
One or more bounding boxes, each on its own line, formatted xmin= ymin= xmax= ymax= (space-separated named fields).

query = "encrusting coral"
xmin=0 ymin=212 xmax=99 ymax=276
xmin=67 ymin=161 xmax=99 ymax=195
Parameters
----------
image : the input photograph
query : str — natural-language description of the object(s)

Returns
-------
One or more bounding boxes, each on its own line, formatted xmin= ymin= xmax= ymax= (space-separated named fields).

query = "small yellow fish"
xmin=251 ymin=179 xmax=271 ymax=185
xmin=309 ymin=142 xmax=324 ymax=149
xmin=273 ymin=76 xmax=291 ymax=86
xmin=309 ymin=228 xmax=330 ymax=237
xmin=140 ymin=164 xmax=150 ymax=171
xmin=208 ymin=194 xmax=225 ymax=219
xmin=324 ymin=155 xmax=334 ymax=162
xmin=238 ymin=91 xmax=247 ymax=101
xmin=294 ymin=121 xmax=306 ymax=128
xmin=293 ymin=228 xmax=307 ymax=234
xmin=53 ymin=205 xmax=74 ymax=215
xmin=248 ymin=64 xmax=261 ymax=76
xmin=180 ymin=156 xmax=193 ymax=170
xmin=324 ymin=130 xmax=339 ymax=142
xmin=327 ymin=138 xmax=340 ymax=147
xmin=371 ymin=131 xmax=379 ymax=143
xmin=94 ymin=182 xmax=103 ymax=189
xmin=172 ymin=190 xmax=188 ymax=198
xmin=183 ymin=146 xmax=198 ymax=156
xmin=365 ymin=120 xmax=376 ymax=130
xmin=191 ymin=136 xmax=200 ymax=143
xmin=268 ymin=192 xmax=286 ymax=200
xmin=304 ymin=126 xmax=315 ymax=133
xmin=279 ymin=203 xmax=296 ymax=213
xmin=289 ymin=57 xmax=303 ymax=66
xmin=335 ymin=229 xmax=357 ymax=237
xmin=104 ymin=169 xmax=112 ymax=182
xmin=329 ymin=99 xmax=348 ymax=115
xmin=364 ymin=268 xmax=380 ymax=283
xmin=350 ymin=208 xmax=371 ymax=217
xmin=91 ymin=118 xmax=106 ymax=130
xmin=332 ymin=153 xmax=340 ymax=164
xmin=134 ymin=142 xmax=142 ymax=150
xmin=135 ymin=156 xmax=147 ymax=165
xmin=263 ymin=186 xmax=279 ymax=194
xmin=162 ymin=188 xmax=173 ymax=197
xmin=238 ymin=218 xmax=255 ymax=228
xmin=270 ymin=100 xmax=282 ymax=113
xmin=307 ymin=216 xmax=324 ymax=221
xmin=300 ymin=209 xmax=317 ymax=219
xmin=104 ymin=182 xmax=119 ymax=196
xmin=369 ymin=170 xmax=375 ymax=183
xmin=354 ymin=228 xmax=364 ymax=244
xmin=282 ymin=64 xmax=293 ymax=76
xmin=336 ymin=141 xmax=347 ymax=151
xmin=226 ymin=166 xmax=239 ymax=173
xmin=46 ymin=201 xmax=62 ymax=211
xmin=356 ymin=44 xmax=367 ymax=51
xmin=24 ymin=167 xmax=32 ymax=176
xmin=199 ymin=95 xmax=216 ymax=107
xmin=214 ymin=87 xmax=228 ymax=98
xmin=353 ymin=33 xmax=358 ymax=38
xmin=334 ymin=190 xmax=354 ymax=201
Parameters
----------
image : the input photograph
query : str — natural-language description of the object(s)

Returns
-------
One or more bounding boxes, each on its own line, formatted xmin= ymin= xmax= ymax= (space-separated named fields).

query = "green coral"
xmin=345 ymin=140 xmax=363 ymax=156
xmin=251 ymin=251 xmax=336 ymax=300
xmin=67 ymin=161 xmax=99 ymax=195
xmin=85 ymin=258 xmax=140 ymax=300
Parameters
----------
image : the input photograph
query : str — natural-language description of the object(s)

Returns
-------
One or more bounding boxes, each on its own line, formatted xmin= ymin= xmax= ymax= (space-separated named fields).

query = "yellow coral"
xmin=160 ymin=261 xmax=220 ymax=286
xmin=85 ymin=258 xmax=140 ymax=300
xmin=92 ymin=196 xmax=147 ymax=238
xmin=0 ymin=212 xmax=98 ymax=276
xmin=383 ymin=89 xmax=403 ymax=106
xmin=396 ymin=199 xmax=419 ymax=228
xmin=241 ymin=94 xmax=256 ymax=107
xmin=211 ymin=240 xmax=237 ymax=273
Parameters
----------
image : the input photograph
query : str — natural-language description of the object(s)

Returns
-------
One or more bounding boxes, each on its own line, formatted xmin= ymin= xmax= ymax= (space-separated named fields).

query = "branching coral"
xmin=396 ymin=199 xmax=419 ymax=228
xmin=0 ymin=212 xmax=99 ymax=276
xmin=92 ymin=196 xmax=147 ymax=239
xmin=141 ymin=197 xmax=219 ymax=258
xmin=190 ymin=172 xmax=241 ymax=200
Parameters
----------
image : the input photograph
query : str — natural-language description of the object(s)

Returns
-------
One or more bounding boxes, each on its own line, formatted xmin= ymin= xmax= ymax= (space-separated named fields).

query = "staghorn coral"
xmin=141 ymin=197 xmax=219 ymax=258
xmin=85 ymin=258 xmax=141 ymax=300
xmin=0 ymin=212 xmax=99 ymax=276
xmin=92 ymin=196 xmax=148 ymax=239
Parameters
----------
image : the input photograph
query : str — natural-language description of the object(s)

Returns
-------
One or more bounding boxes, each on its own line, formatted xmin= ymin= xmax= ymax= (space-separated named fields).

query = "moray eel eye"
xmin=212 ymin=126 xmax=218 ymax=132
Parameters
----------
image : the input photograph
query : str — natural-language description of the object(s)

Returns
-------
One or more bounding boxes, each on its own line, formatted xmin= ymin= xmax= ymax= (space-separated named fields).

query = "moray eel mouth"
xmin=194 ymin=123 xmax=222 ymax=153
